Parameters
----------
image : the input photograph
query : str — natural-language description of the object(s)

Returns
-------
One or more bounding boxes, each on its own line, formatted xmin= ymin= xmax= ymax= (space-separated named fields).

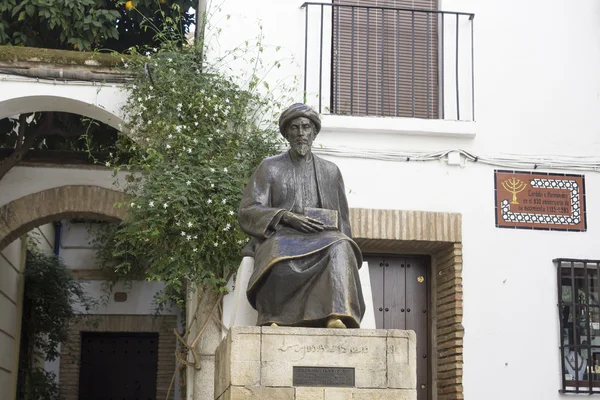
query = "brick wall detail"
xmin=348 ymin=208 xmax=463 ymax=400
xmin=0 ymin=185 xmax=128 ymax=250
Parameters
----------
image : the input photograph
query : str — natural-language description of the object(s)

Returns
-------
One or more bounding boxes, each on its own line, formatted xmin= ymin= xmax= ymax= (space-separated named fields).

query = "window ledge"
xmin=320 ymin=114 xmax=476 ymax=139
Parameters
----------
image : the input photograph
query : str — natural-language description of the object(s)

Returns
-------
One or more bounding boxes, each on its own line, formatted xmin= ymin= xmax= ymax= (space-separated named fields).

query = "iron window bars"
xmin=300 ymin=2 xmax=475 ymax=121
xmin=556 ymin=258 xmax=600 ymax=394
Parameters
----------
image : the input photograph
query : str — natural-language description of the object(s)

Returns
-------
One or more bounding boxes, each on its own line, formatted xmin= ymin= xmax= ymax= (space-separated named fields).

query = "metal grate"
xmin=556 ymin=259 xmax=600 ymax=394
xmin=300 ymin=1 xmax=475 ymax=121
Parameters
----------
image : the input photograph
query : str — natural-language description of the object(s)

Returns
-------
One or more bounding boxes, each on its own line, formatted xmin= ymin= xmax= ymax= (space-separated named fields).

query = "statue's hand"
xmin=281 ymin=211 xmax=324 ymax=233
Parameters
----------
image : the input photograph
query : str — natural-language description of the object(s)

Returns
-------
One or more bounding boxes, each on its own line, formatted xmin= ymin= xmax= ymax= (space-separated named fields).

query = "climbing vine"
xmin=93 ymin=4 xmax=294 ymax=310
xmin=17 ymin=236 xmax=97 ymax=400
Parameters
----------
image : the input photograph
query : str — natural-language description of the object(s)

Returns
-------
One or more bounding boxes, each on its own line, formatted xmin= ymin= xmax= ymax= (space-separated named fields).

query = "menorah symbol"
xmin=501 ymin=177 xmax=527 ymax=204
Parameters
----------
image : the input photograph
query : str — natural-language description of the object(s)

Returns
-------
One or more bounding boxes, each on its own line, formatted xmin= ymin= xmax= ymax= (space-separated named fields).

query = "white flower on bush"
xmin=229 ymin=210 xmax=235 ymax=216
xmin=223 ymin=224 xmax=231 ymax=231
xmin=181 ymin=231 xmax=186 ymax=236
xmin=166 ymin=144 xmax=171 ymax=149
xmin=222 ymin=199 xmax=227 ymax=204
xmin=163 ymin=203 xmax=168 ymax=209
xmin=149 ymin=201 xmax=155 ymax=207
xmin=214 ymin=242 xmax=218 ymax=247
xmin=186 ymin=180 xmax=191 ymax=186
xmin=187 ymin=222 xmax=193 ymax=228
xmin=223 ymin=167 xmax=228 ymax=173
xmin=207 ymin=199 xmax=212 ymax=204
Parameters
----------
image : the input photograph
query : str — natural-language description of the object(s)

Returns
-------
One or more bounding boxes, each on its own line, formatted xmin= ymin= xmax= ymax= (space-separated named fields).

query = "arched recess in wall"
xmin=0 ymin=92 xmax=125 ymax=130
xmin=0 ymin=185 xmax=128 ymax=251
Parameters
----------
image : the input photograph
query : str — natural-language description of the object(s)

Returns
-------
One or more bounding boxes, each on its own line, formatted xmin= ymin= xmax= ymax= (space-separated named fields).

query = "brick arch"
xmin=0 ymin=185 xmax=128 ymax=251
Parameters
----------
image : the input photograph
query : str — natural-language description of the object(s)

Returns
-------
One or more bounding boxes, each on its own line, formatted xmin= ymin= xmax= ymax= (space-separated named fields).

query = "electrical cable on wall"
xmin=313 ymin=146 xmax=600 ymax=173
xmin=3 ymin=73 xmax=600 ymax=173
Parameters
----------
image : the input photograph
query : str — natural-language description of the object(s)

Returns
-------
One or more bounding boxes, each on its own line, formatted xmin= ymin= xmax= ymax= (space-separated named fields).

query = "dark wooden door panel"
xmin=367 ymin=255 xmax=430 ymax=400
xmin=405 ymin=257 xmax=429 ymax=400
xmin=366 ymin=256 xmax=385 ymax=329
xmin=384 ymin=257 xmax=406 ymax=329
xmin=79 ymin=332 xmax=159 ymax=400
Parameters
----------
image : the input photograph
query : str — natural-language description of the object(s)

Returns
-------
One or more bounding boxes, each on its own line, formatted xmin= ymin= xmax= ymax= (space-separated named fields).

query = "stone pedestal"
xmin=214 ymin=326 xmax=417 ymax=400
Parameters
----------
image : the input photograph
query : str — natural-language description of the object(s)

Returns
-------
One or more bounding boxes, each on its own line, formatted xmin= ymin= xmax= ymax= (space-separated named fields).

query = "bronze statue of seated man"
xmin=238 ymin=103 xmax=365 ymax=329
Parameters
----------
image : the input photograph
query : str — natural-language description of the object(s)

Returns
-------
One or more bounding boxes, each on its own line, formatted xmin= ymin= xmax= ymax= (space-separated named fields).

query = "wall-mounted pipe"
xmin=53 ymin=221 xmax=62 ymax=256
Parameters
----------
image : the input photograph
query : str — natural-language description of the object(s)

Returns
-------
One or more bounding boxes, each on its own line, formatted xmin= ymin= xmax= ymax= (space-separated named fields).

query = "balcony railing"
xmin=301 ymin=2 xmax=475 ymax=121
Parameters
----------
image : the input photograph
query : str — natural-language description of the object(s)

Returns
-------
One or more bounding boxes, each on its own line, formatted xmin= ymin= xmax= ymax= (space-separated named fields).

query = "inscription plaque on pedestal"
xmin=293 ymin=366 xmax=355 ymax=387
xmin=214 ymin=327 xmax=417 ymax=400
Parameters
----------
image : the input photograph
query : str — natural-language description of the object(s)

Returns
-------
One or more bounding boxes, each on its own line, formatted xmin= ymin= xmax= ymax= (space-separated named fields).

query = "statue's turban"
xmin=278 ymin=103 xmax=321 ymax=137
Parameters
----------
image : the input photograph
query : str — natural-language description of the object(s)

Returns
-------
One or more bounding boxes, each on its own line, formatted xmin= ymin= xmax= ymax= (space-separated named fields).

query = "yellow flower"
xmin=73 ymin=43 xmax=78 ymax=49
xmin=125 ymin=1 xmax=135 ymax=10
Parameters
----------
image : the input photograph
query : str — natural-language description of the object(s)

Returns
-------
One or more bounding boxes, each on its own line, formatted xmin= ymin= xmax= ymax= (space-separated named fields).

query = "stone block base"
xmin=214 ymin=326 xmax=416 ymax=400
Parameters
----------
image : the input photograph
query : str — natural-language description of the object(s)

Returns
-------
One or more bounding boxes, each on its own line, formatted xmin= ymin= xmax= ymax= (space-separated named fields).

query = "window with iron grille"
xmin=556 ymin=259 xmax=600 ymax=394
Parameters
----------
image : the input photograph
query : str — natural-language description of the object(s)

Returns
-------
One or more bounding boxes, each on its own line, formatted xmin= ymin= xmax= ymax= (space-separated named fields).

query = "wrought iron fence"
xmin=301 ymin=2 xmax=475 ymax=121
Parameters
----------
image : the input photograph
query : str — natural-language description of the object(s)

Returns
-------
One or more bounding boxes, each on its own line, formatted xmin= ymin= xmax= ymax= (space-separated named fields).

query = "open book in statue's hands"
xmin=304 ymin=208 xmax=339 ymax=230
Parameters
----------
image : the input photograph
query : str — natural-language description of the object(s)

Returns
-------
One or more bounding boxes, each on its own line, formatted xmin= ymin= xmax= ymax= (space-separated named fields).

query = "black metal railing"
xmin=556 ymin=259 xmax=600 ymax=394
xmin=300 ymin=2 xmax=475 ymax=121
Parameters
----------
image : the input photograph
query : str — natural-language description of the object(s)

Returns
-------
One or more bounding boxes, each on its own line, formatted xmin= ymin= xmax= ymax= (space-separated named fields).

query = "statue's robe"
xmin=239 ymin=151 xmax=365 ymax=328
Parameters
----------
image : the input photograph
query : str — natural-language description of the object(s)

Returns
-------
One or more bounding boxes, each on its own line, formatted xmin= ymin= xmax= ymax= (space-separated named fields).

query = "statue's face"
xmin=286 ymin=117 xmax=315 ymax=157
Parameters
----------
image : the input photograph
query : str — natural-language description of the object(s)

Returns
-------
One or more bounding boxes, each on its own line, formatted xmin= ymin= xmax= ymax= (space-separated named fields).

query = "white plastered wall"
xmin=0 ymin=78 xmax=126 ymax=130
xmin=209 ymin=0 xmax=600 ymax=399
xmin=0 ymin=238 xmax=24 ymax=399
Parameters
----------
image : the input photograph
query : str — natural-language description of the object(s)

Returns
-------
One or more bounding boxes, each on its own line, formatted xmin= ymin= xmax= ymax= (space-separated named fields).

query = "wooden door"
xmin=367 ymin=255 xmax=430 ymax=400
xmin=79 ymin=332 xmax=159 ymax=400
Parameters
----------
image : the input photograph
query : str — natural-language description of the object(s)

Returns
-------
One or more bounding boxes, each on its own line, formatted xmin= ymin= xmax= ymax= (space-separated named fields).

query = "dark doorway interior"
xmin=365 ymin=255 xmax=430 ymax=400
xmin=78 ymin=332 xmax=159 ymax=400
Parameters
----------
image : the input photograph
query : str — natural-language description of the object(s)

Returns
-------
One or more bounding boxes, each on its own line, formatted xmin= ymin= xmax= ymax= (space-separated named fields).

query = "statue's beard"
xmin=292 ymin=143 xmax=311 ymax=156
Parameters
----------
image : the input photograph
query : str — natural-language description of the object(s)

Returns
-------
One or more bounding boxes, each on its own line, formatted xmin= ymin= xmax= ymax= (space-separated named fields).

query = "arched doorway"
xmin=0 ymin=185 xmax=128 ymax=400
